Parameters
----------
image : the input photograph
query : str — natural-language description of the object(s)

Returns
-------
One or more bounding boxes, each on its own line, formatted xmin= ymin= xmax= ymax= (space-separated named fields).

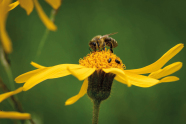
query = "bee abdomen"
xmin=105 ymin=38 xmax=118 ymax=48
xmin=112 ymin=39 xmax=118 ymax=48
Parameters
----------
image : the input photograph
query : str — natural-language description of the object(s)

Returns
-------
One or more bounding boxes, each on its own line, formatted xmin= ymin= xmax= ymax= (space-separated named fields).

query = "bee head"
xmin=89 ymin=41 xmax=97 ymax=51
xmin=89 ymin=41 xmax=96 ymax=47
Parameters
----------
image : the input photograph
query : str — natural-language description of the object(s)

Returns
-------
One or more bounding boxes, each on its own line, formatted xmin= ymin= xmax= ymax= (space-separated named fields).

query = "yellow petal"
xmin=23 ymin=64 xmax=72 ymax=91
xmin=103 ymin=68 xmax=126 ymax=78
xmin=103 ymin=68 xmax=131 ymax=87
xmin=15 ymin=63 xmax=79 ymax=83
xmin=18 ymin=0 xmax=34 ymax=15
xmin=33 ymin=0 xmax=57 ymax=31
xmin=15 ymin=68 xmax=47 ymax=83
xmin=148 ymin=62 xmax=182 ymax=79
xmin=159 ymin=76 xmax=179 ymax=83
xmin=31 ymin=61 xmax=45 ymax=68
xmin=0 ymin=87 xmax=23 ymax=102
xmin=68 ymin=67 xmax=95 ymax=81
xmin=45 ymin=0 xmax=61 ymax=9
xmin=0 ymin=26 xmax=12 ymax=53
xmin=48 ymin=64 xmax=84 ymax=78
xmin=30 ymin=62 xmax=81 ymax=78
xmin=9 ymin=1 xmax=19 ymax=11
xmin=115 ymin=75 xmax=131 ymax=87
xmin=125 ymin=71 xmax=159 ymax=87
xmin=0 ymin=0 xmax=12 ymax=53
xmin=127 ymin=44 xmax=184 ymax=74
xmin=30 ymin=62 xmax=72 ymax=79
xmin=0 ymin=111 xmax=30 ymax=119
xmin=65 ymin=78 xmax=88 ymax=105
xmin=0 ymin=0 xmax=2 ymax=4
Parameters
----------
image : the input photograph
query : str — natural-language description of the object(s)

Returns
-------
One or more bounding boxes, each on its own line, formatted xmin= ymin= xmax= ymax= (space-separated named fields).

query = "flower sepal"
xmin=87 ymin=70 xmax=115 ymax=101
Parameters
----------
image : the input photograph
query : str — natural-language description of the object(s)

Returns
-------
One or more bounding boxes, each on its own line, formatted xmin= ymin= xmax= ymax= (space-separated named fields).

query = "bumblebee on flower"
xmin=14 ymin=38 xmax=183 ymax=123
xmin=15 ymin=42 xmax=183 ymax=104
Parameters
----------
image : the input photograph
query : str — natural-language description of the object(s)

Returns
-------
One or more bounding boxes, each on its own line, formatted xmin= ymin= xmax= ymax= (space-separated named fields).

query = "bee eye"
xmin=90 ymin=42 xmax=96 ymax=46
xmin=115 ymin=59 xmax=120 ymax=64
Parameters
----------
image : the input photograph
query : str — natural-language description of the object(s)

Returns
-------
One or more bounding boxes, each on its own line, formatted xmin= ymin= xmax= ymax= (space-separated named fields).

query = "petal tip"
xmin=65 ymin=100 xmax=74 ymax=106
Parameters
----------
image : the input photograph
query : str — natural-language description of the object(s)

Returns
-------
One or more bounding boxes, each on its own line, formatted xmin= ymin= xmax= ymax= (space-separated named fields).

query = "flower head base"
xmin=79 ymin=49 xmax=126 ymax=70
xmin=87 ymin=70 xmax=115 ymax=101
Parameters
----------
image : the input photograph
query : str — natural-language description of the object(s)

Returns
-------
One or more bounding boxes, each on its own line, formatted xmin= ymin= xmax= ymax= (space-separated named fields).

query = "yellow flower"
xmin=8 ymin=0 xmax=62 ymax=31
xmin=15 ymin=43 xmax=184 ymax=105
xmin=0 ymin=0 xmax=12 ymax=53
xmin=0 ymin=87 xmax=31 ymax=119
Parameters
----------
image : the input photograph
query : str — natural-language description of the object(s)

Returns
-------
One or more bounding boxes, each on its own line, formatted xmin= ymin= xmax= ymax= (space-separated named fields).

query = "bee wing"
xmin=101 ymin=32 xmax=118 ymax=38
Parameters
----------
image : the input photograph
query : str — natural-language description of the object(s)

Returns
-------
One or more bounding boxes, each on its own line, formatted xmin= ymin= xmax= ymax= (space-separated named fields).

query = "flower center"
xmin=79 ymin=49 xmax=126 ymax=70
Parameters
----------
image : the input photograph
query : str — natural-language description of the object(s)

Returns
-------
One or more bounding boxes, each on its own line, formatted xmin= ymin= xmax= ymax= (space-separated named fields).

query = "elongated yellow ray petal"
xmin=65 ymin=78 xmax=88 ymax=105
xmin=32 ymin=63 xmax=87 ymax=79
xmin=31 ymin=63 xmax=74 ymax=79
xmin=0 ymin=111 xmax=30 ymax=119
xmin=159 ymin=76 xmax=179 ymax=83
xmin=30 ymin=63 xmax=82 ymax=78
xmin=33 ymin=0 xmax=57 ymax=31
xmin=0 ymin=0 xmax=12 ymax=53
xmin=115 ymin=75 xmax=131 ymax=87
xmin=18 ymin=0 xmax=34 ymax=15
xmin=127 ymin=44 xmax=184 ymax=74
xmin=31 ymin=61 xmax=45 ymax=68
xmin=0 ymin=87 xmax=23 ymax=102
xmin=48 ymin=64 xmax=85 ymax=79
xmin=9 ymin=1 xmax=19 ymax=11
xmin=103 ymin=68 xmax=126 ymax=79
xmin=15 ymin=63 xmax=82 ymax=83
xmin=15 ymin=68 xmax=47 ymax=83
xmin=45 ymin=0 xmax=61 ymax=9
xmin=23 ymin=64 xmax=73 ymax=91
xmin=103 ymin=68 xmax=131 ymax=86
xmin=125 ymin=71 xmax=159 ymax=87
xmin=148 ymin=62 xmax=182 ymax=79
xmin=31 ymin=62 xmax=84 ymax=69
xmin=68 ymin=67 xmax=95 ymax=81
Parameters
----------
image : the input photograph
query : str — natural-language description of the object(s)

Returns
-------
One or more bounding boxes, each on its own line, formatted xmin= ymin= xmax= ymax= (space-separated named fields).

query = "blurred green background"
xmin=0 ymin=0 xmax=186 ymax=123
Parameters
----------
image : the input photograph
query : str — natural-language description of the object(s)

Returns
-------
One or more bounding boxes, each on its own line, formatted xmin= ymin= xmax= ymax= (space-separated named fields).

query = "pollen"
xmin=79 ymin=49 xmax=126 ymax=70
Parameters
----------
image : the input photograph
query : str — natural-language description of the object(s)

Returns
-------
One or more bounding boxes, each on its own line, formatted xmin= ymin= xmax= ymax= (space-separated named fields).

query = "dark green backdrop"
xmin=0 ymin=0 xmax=186 ymax=124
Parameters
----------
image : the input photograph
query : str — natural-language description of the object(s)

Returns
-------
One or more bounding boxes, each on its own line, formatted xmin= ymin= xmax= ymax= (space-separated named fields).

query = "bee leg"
xmin=102 ymin=42 xmax=105 ymax=51
xmin=89 ymin=47 xmax=92 ymax=52
xmin=110 ymin=43 xmax=113 ymax=53
xmin=97 ymin=42 xmax=101 ymax=51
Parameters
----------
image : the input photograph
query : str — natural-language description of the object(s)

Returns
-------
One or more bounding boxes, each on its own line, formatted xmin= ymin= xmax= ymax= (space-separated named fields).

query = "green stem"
xmin=35 ymin=9 xmax=58 ymax=61
xmin=0 ymin=45 xmax=15 ymax=90
xmin=92 ymin=100 xmax=101 ymax=124
xmin=35 ymin=28 xmax=49 ymax=61
xmin=0 ymin=77 xmax=15 ymax=109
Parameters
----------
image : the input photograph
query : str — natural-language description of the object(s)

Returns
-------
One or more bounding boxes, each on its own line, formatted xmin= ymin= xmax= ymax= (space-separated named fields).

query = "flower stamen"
xmin=79 ymin=49 xmax=126 ymax=70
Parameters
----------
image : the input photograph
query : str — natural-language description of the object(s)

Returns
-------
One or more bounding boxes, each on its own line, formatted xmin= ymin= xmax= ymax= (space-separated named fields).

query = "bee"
xmin=89 ymin=32 xmax=118 ymax=53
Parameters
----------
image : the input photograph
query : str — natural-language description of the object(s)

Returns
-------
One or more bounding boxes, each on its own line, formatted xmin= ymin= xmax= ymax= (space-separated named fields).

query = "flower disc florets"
xmin=79 ymin=49 xmax=126 ymax=70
